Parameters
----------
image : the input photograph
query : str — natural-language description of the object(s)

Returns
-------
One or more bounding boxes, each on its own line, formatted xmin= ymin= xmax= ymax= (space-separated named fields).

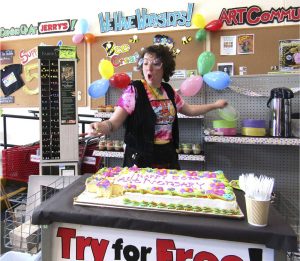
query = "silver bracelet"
xmin=106 ymin=120 xmax=113 ymax=132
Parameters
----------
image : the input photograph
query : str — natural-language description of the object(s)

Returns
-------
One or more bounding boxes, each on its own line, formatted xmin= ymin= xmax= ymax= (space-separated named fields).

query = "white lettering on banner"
xmin=51 ymin=224 xmax=274 ymax=261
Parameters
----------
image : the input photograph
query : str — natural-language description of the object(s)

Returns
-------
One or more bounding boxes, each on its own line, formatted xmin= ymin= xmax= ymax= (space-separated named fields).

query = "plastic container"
xmin=242 ymin=119 xmax=266 ymax=128
xmin=213 ymin=119 xmax=237 ymax=129
xmin=214 ymin=128 xmax=237 ymax=136
xmin=218 ymin=104 xmax=239 ymax=121
xmin=242 ymin=127 xmax=266 ymax=137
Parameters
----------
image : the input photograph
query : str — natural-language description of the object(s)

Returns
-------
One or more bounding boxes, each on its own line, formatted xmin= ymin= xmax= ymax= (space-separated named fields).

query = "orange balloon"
xmin=84 ymin=33 xmax=96 ymax=43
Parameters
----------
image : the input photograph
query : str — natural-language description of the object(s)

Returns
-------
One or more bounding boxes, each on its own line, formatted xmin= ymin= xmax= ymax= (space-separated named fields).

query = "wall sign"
xmin=38 ymin=19 xmax=74 ymax=35
xmin=98 ymin=3 xmax=194 ymax=33
xmin=0 ymin=49 xmax=15 ymax=64
xmin=219 ymin=5 xmax=300 ymax=26
xmin=0 ymin=19 xmax=77 ymax=39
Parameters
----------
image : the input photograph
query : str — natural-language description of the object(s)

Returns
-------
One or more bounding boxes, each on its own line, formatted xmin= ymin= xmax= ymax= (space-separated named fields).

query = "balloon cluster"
xmin=88 ymin=60 xmax=131 ymax=99
xmin=192 ymin=14 xmax=223 ymax=42
xmin=180 ymin=51 xmax=231 ymax=96
xmin=179 ymin=15 xmax=230 ymax=96
xmin=72 ymin=19 xmax=96 ymax=44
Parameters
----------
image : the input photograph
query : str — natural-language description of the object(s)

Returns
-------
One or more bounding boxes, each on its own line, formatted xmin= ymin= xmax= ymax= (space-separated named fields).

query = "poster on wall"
xmin=220 ymin=36 xmax=237 ymax=55
xmin=237 ymin=34 xmax=254 ymax=55
xmin=217 ymin=62 xmax=234 ymax=76
xmin=279 ymin=39 xmax=300 ymax=71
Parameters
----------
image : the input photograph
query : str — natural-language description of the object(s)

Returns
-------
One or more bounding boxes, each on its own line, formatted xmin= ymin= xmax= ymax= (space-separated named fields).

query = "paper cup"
xmin=245 ymin=196 xmax=270 ymax=227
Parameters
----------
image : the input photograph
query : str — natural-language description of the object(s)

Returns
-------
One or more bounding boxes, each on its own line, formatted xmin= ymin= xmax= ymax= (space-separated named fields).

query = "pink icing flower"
xmin=126 ymin=184 xmax=137 ymax=189
xmin=152 ymin=187 xmax=163 ymax=191
xmin=211 ymin=182 xmax=225 ymax=189
xmin=214 ymin=189 xmax=225 ymax=196
xmin=97 ymin=179 xmax=110 ymax=188
xmin=186 ymin=171 xmax=197 ymax=176
xmin=129 ymin=166 xmax=140 ymax=172
xmin=157 ymin=169 xmax=168 ymax=175
xmin=180 ymin=187 xmax=193 ymax=193
xmin=203 ymin=172 xmax=216 ymax=178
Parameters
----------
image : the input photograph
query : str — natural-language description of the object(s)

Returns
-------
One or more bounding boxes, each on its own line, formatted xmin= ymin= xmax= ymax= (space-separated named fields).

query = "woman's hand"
xmin=89 ymin=121 xmax=112 ymax=136
xmin=214 ymin=99 xmax=228 ymax=109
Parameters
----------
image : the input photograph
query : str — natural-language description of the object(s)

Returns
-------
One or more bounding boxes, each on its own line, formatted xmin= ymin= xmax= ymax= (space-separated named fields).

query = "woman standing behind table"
xmin=90 ymin=45 xmax=227 ymax=169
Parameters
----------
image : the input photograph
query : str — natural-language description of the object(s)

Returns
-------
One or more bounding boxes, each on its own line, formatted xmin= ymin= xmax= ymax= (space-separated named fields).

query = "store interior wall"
xmin=0 ymin=0 xmax=298 ymax=160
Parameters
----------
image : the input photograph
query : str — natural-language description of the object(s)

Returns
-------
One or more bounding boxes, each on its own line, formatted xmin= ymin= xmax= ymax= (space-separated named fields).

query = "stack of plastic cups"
xmin=212 ymin=104 xmax=239 ymax=136
xmin=242 ymin=119 xmax=266 ymax=136
xmin=212 ymin=119 xmax=237 ymax=136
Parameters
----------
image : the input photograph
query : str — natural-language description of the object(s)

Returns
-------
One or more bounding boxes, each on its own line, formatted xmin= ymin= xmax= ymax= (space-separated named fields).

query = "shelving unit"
xmin=95 ymin=111 xmax=204 ymax=119
xmin=204 ymin=73 xmax=300 ymax=240
xmin=204 ymin=136 xmax=300 ymax=146
xmin=92 ymin=150 xmax=205 ymax=161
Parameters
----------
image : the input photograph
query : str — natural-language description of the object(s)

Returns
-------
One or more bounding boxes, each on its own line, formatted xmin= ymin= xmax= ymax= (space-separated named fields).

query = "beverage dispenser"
xmin=267 ymin=87 xmax=294 ymax=137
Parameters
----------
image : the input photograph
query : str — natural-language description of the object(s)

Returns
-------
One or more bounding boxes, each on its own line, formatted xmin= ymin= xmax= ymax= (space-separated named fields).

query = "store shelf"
xmin=95 ymin=112 xmax=204 ymax=119
xmin=178 ymin=154 xmax=205 ymax=161
xmin=92 ymin=150 xmax=205 ymax=161
xmin=95 ymin=112 xmax=114 ymax=118
xmin=93 ymin=150 xmax=124 ymax=158
xmin=204 ymin=135 xmax=300 ymax=146
xmin=177 ymin=113 xmax=204 ymax=119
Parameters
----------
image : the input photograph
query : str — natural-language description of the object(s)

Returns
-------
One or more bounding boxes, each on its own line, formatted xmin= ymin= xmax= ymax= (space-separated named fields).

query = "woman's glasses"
xmin=140 ymin=58 xmax=163 ymax=69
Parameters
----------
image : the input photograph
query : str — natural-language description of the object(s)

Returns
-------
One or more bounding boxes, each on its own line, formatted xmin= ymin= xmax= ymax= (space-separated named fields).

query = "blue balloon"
xmin=203 ymin=71 xmax=231 ymax=90
xmin=79 ymin=19 xmax=89 ymax=34
xmin=88 ymin=79 xmax=109 ymax=98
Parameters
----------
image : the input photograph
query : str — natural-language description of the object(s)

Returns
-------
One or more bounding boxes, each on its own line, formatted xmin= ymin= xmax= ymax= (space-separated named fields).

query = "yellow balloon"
xmin=192 ymin=14 xmax=206 ymax=29
xmin=98 ymin=59 xmax=114 ymax=79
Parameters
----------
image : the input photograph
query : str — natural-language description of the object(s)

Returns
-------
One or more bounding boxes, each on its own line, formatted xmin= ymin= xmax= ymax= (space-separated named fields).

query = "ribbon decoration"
xmin=229 ymin=85 xmax=268 ymax=97
xmin=229 ymin=85 xmax=300 ymax=97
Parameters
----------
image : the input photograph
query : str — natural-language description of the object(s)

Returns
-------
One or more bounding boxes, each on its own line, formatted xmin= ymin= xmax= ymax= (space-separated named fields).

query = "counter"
xmin=32 ymin=174 xmax=298 ymax=261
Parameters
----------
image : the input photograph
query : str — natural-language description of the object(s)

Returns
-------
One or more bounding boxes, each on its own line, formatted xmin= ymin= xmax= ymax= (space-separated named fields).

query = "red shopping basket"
xmin=2 ymin=144 xmax=40 ymax=182
xmin=79 ymin=136 xmax=103 ymax=174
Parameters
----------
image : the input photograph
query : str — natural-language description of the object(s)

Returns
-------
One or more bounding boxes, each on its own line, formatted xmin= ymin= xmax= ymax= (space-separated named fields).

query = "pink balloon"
xmin=180 ymin=76 xmax=203 ymax=96
xmin=72 ymin=34 xmax=84 ymax=44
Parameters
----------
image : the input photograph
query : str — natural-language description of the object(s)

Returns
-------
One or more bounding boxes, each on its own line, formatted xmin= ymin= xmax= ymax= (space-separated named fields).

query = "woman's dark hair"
xmin=137 ymin=45 xmax=176 ymax=82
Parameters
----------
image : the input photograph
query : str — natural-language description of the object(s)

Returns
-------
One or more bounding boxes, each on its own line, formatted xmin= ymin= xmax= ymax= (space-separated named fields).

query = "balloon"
xmin=98 ymin=60 xmax=114 ymax=79
xmin=195 ymin=29 xmax=207 ymax=42
xmin=78 ymin=19 xmax=89 ymax=34
xmin=191 ymin=14 xmax=206 ymax=29
xmin=197 ymin=51 xmax=215 ymax=76
xmin=84 ymin=33 xmax=95 ymax=43
xmin=88 ymin=79 xmax=110 ymax=98
xmin=109 ymin=73 xmax=131 ymax=89
xmin=203 ymin=71 xmax=231 ymax=90
xmin=180 ymin=76 xmax=203 ymax=97
xmin=205 ymin=19 xmax=223 ymax=32
xmin=72 ymin=34 xmax=84 ymax=44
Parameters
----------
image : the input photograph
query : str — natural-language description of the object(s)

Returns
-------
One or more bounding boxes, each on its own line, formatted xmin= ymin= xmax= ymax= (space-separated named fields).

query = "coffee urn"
xmin=267 ymin=87 xmax=294 ymax=137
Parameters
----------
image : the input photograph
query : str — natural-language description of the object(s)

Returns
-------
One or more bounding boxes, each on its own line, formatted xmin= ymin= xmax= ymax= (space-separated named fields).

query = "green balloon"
xmin=195 ymin=29 xmax=206 ymax=42
xmin=197 ymin=51 xmax=215 ymax=75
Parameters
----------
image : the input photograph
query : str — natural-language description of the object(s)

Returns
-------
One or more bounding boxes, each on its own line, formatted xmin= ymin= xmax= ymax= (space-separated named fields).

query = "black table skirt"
xmin=32 ymin=174 xmax=298 ymax=252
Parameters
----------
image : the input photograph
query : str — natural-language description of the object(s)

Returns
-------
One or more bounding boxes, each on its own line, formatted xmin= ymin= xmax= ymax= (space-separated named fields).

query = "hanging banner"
xmin=98 ymin=3 xmax=194 ymax=33
xmin=48 ymin=223 xmax=274 ymax=261
xmin=219 ymin=5 xmax=300 ymax=26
